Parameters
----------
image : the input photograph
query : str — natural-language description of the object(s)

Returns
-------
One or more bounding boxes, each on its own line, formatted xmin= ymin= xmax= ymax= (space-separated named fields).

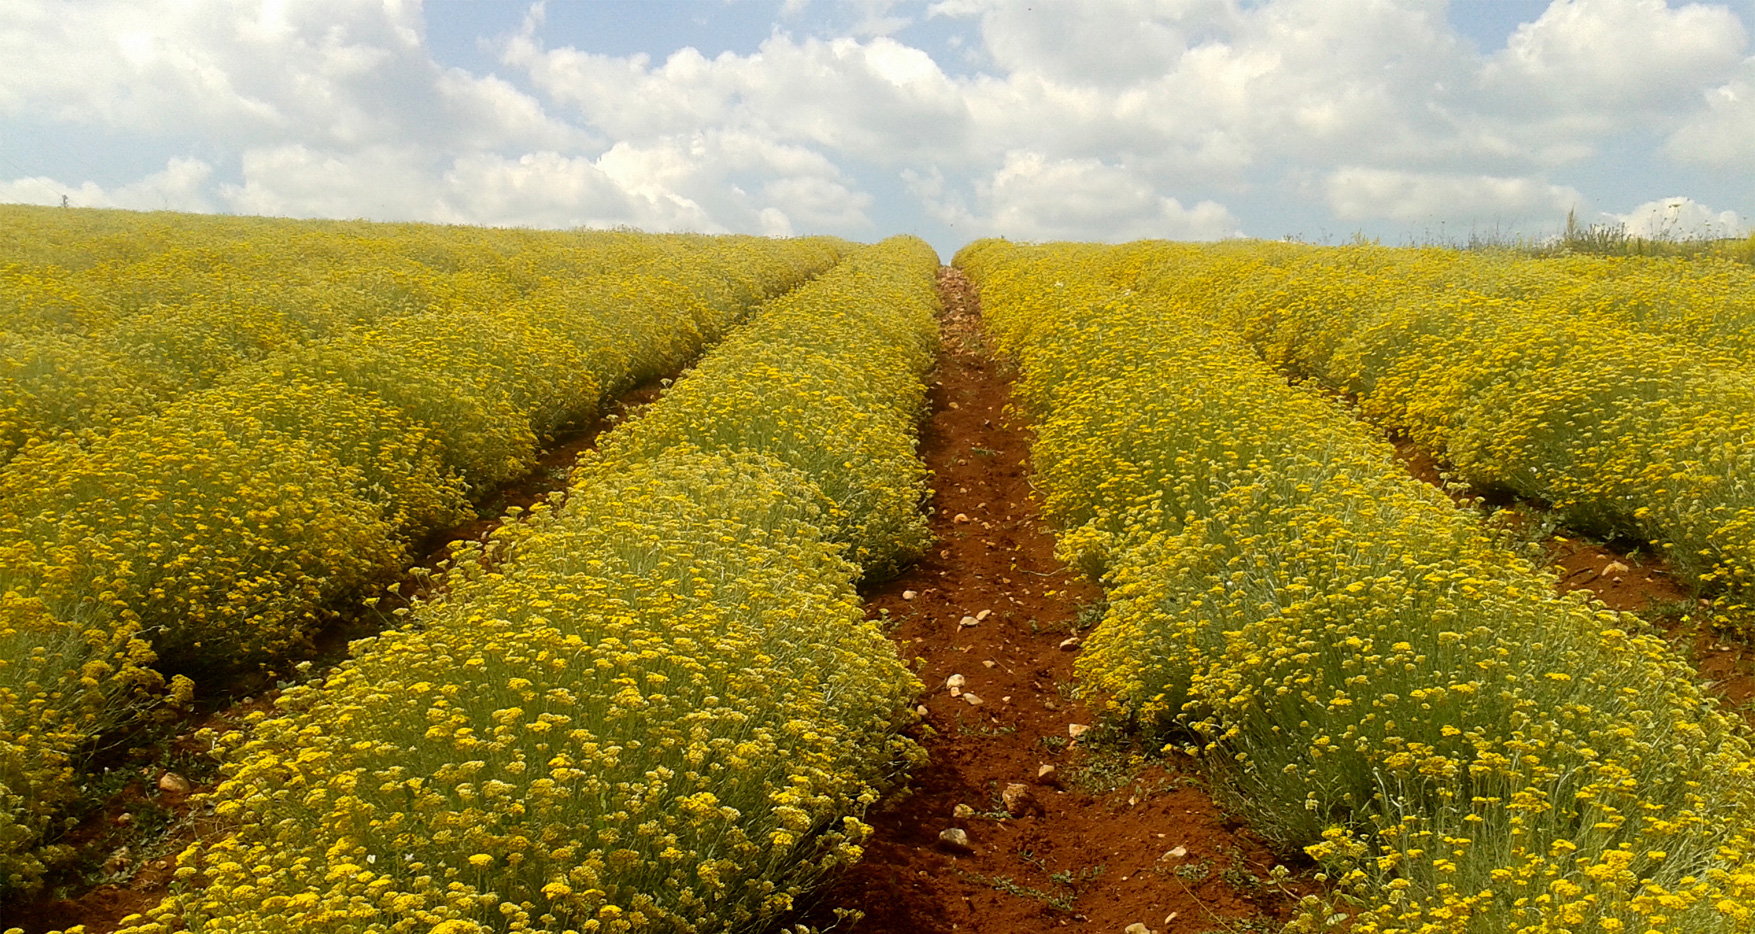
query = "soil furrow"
xmin=810 ymin=268 xmax=1302 ymax=934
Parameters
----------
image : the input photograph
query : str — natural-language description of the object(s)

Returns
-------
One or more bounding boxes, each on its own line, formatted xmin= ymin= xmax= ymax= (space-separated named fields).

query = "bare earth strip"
xmin=804 ymin=268 xmax=1304 ymax=934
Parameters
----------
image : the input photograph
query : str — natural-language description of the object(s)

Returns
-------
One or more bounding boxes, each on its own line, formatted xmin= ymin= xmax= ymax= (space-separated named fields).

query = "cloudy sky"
xmin=2 ymin=0 xmax=1753 ymax=256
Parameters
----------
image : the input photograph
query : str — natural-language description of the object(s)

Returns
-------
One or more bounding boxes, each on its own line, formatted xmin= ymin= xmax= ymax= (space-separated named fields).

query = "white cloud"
xmin=1609 ymin=196 xmax=1745 ymax=239
xmin=209 ymin=135 xmax=870 ymax=237
xmin=219 ymin=145 xmax=442 ymax=221
xmin=0 ymin=0 xmax=1750 ymax=246
xmin=0 ymin=0 xmax=574 ymax=152
xmin=506 ymin=32 xmax=969 ymax=165
xmin=953 ymin=0 xmax=1240 ymax=87
xmin=1667 ymin=62 xmax=1755 ymax=167
xmin=441 ymin=152 xmax=645 ymax=230
xmin=1324 ymin=167 xmax=1583 ymax=222
xmin=914 ymin=151 xmax=1239 ymax=241
xmin=0 ymin=157 xmax=216 ymax=212
xmin=1483 ymin=0 xmax=1746 ymax=116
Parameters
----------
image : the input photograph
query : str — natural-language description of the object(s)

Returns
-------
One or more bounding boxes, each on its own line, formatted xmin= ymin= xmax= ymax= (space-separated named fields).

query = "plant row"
xmin=960 ymin=239 xmax=1755 ymax=933
xmin=112 ymin=236 xmax=940 ymax=934
xmin=0 ymin=205 xmax=744 ymax=465
xmin=1114 ymin=241 xmax=1755 ymax=631
xmin=0 ymin=230 xmax=845 ymax=894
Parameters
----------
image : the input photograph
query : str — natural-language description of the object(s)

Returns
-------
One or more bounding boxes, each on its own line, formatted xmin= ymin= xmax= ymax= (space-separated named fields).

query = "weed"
xmin=1220 ymin=866 xmax=1263 ymax=891
xmin=1072 ymin=598 xmax=1108 ymax=633
xmin=978 ymin=874 xmax=1075 ymax=912
xmin=1175 ymin=859 xmax=1214 ymax=882
xmin=957 ymin=717 xmax=1018 ymax=739
xmin=1195 ymin=919 xmax=1284 ymax=934
xmin=1048 ymin=863 xmax=1105 ymax=889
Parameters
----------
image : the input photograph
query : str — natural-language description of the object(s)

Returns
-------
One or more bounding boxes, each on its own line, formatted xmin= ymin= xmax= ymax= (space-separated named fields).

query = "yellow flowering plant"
xmin=116 ymin=236 xmax=937 ymax=934
xmin=0 ymin=210 xmax=846 ymax=895
xmin=1126 ymin=242 xmax=1755 ymax=630
xmin=961 ymin=238 xmax=1755 ymax=934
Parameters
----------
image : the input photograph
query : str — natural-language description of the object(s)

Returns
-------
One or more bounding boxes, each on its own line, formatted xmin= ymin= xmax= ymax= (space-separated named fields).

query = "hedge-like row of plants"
xmin=961 ymin=239 xmax=1755 ymax=933
xmin=111 ymin=236 xmax=939 ymax=934
xmin=1110 ymin=242 xmax=1755 ymax=631
xmin=1 ymin=205 xmax=733 ymax=466
xmin=0 ymin=225 xmax=844 ymax=895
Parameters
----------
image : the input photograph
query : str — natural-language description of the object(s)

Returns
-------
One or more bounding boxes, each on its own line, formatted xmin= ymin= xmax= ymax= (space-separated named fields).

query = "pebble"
xmin=1164 ymin=914 xmax=1179 ymax=925
xmin=902 ymin=590 xmax=918 ymax=600
xmin=1164 ymin=845 xmax=1188 ymax=859
xmin=954 ymin=513 xmax=971 ymax=524
xmin=938 ymin=827 xmax=974 ymax=852
xmin=1067 ymin=723 xmax=1090 ymax=741
xmin=116 ymin=812 xmax=133 ymax=826
xmin=1059 ymin=636 xmax=1081 ymax=651
xmin=1036 ymin=764 xmax=1059 ymax=784
xmin=946 ymin=674 xmax=966 ymax=694
xmin=982 ymin=659 xmax=996 ymax=668
xmin=975 ymin=609 xmax=991 ymax=622
xmin=1002 ymin=782 xmax=1044 ymax=817
xmin=157 ymin=771 xmax=192 ymax=795
xmin=954 ymin=803 xmax=975 ymax=819
xmin=1124 ymin=924 xmax=1153 ymax=934
xmin=1604 ymin=560 xmax=1630 ymax=574
xmin=962 ymin=693 xmax=984 ymax=706
xmin=959 ymin=615 xmax=980 ymax=628
xmin=916 ymin=705 xmax=929 ymax=717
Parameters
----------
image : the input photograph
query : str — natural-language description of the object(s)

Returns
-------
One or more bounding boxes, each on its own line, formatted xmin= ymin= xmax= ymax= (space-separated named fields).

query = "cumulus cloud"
xmin=505 ymin=30 xmax=970 ymax=165
xmin=1609 ymin=196 xmax=1745 ymax=240
xmin=1324 ymin=167 xmax=1582 ymax=222
xmin=1667 ymin=66 xmax=1755 ymax=167
xmin=911 ymin=151 xmax=1239 ymax=241
xmin=1482 ymin=0 xmax=1745 ymax=115
xmin=0 ymin=0 xmax=1750 ymax=246
xmin=0 ymin=157 xmax=217 ymax=212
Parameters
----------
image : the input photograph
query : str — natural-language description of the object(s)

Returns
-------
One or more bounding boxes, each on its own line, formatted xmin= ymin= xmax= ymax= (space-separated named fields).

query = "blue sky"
xmin=4 ymin=0 xmax=1753 ymax=259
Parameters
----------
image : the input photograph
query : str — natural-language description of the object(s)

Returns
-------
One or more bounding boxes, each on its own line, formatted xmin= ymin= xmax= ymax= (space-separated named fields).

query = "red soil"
xmin=802 ymin=269 xmax=1303 ymax=934
xmin=1389 ymin=438 xmax=1755 ymax=716
xmin=14 ymin=275 xmax=1313 ymax=934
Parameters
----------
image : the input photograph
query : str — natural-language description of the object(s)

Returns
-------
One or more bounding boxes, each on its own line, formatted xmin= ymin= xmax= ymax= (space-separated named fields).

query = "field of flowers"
xmin=0 ymin=205 xmax=755 ymax=467
xmin=0 ymin=209 xmax=847 ymax=895
xmin=1116 ymin=242 xmax=1755 ymax=630
xmin=109 ymin=236 xmax=938 ymax=934
xmin=961 ymin=239 xmax=1755 ymax=932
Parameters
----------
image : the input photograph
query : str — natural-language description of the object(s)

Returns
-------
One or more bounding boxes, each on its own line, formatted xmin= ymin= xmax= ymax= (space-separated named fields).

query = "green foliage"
xmin=961 ymin=239 xmax=1755 ymax=934
xmin=116 ymin=237 xmax=939 ymax=933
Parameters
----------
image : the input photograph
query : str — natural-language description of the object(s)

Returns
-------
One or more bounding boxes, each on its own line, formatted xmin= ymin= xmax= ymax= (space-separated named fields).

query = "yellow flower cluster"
xmin=602 ymin=238 xmax=941 ymax=580
xmin=114 ymin=236 xmax=936 ymax=934
xmin=0 ymin=207 xmax=846 ymax=894
xmin=1118 ymin=242 xmax=1755 ymax=629
xmin=960 ymin=239 xmax=1755 ymax=933
xmin=1 ymin=204 xmax=732 ymax=467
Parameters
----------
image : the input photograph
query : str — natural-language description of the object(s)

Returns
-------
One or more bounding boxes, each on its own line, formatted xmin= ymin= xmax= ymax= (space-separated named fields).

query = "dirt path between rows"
xmin=804 ymin=269 xmax=1303 ymax=934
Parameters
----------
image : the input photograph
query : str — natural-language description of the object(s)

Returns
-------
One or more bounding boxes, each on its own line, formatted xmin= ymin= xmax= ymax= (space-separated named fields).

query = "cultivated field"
xmin=4 ymin=207 xmax=1755 ymax=934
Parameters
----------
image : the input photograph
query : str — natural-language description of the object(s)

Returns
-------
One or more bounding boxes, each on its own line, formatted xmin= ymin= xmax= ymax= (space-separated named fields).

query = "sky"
xmin=3 ymin=0 xmax=1754 ymax=259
